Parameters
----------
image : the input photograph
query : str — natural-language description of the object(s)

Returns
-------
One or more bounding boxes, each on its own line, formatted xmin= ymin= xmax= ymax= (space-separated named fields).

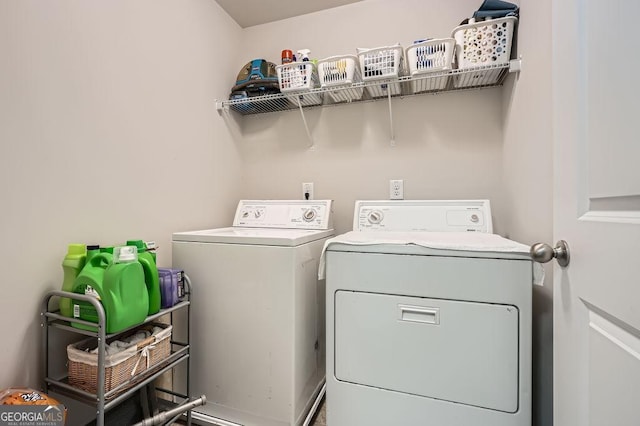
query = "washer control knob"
xmin=303 ymin=208 xmax=317 ymax=222
xmin=367 ymin=210 xmax=384 ymax=224
xmin=470 ymin=214 xmax=479 ymax=223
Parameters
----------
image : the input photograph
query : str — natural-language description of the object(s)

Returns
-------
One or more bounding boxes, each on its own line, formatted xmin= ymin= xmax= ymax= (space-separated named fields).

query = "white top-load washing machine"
xmin=321 ymin=200 xmax=542 ymax=426
xmin=172 ymin=200 xmax=334 ymax=426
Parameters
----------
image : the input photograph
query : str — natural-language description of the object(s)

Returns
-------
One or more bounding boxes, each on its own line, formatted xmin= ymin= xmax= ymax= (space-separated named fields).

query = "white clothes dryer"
xmin=321 ymin=200 xmax=542 ymax=426
xmin=172 ymin=200 xmax=334 ymax=426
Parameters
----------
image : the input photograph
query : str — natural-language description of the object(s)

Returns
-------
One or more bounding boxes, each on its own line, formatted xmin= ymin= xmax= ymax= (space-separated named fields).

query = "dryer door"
xmin=334 ymin=291 xmax=519 ymax=412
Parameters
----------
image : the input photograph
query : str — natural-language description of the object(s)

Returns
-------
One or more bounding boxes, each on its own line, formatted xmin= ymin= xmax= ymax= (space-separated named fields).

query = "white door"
xmin=553 ymin=0 xmax=640 ymax=425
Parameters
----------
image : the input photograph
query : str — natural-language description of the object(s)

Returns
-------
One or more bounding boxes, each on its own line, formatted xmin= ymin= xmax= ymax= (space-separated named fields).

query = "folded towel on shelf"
xmin=87 ymin=326 xmax=165 ymax=355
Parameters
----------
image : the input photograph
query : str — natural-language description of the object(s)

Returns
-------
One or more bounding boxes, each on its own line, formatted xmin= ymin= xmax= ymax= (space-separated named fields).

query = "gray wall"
xmin=0 ymin=1 xmax=553 ymax=425
xmin=236 ymin=0 xmax=509 ymax=235
xmin=234 ymin=1 xmax=553 ymax=425
xmin=502 ymin=1 xmax=554 ymax=425
xmin=0 ymin=0 xmax=242 ymax=387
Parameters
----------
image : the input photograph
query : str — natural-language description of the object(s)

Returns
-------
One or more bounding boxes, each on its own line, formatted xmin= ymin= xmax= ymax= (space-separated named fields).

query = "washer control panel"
xmin=355 ymin=200 xmax=492 ymax=233
xmin=233 ymin=200 xmax=333 ymax=230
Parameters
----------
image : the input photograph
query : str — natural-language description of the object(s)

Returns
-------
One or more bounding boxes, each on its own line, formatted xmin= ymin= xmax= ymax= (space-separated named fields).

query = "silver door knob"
xmin=530 ymin=240 xmax=570 ymax=267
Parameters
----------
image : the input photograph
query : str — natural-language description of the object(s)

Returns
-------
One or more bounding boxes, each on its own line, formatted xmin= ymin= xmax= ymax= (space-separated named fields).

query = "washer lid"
xmin=173 ymin=200 xmax=334 ymax=246
xmin=353 ymin=200 xmax=492 ymax=233
xmin=172 ymin=227 xmax=335 ymax=246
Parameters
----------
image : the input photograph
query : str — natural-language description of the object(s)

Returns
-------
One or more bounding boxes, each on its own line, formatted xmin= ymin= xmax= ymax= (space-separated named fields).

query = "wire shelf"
xmin=218 ymin=62 xmax=512 ymax=116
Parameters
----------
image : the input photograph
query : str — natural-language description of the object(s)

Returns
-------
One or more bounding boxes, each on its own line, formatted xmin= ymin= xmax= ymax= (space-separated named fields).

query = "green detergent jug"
xmin=71 ymin=250 xmax=113 ymax=332
xmin=126 ymin=240 xmax=161 ymax=315
xmin=145 ymin=241 xmax=157 ymax=263
xmin=71 ymin=246 xmax=149 ymax=333
xmin=100 ymin=246 xmax=114 ymax=254
xmin=101 ymin=246 xmax=149 ymax=333
xmin=85 ymin=244 xmax=101 ymax=262
xmin=59 ymin=244 xmax=87 ymax=318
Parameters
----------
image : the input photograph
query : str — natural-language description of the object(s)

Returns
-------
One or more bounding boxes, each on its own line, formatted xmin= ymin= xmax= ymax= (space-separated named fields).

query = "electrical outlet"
xmin=302 ymin=182 xmax=314 ymax=200
xmin=390 ymin=179 xmax=404 ymax=200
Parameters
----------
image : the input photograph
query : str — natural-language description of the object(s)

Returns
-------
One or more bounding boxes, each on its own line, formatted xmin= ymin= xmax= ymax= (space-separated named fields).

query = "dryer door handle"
xmin=398 ymin=304 xmax=440 ymax=325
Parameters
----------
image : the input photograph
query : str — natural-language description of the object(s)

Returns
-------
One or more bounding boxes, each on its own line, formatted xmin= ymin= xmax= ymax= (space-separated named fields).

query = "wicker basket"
xmin=67 ymin=322 xmax=172 ymax=396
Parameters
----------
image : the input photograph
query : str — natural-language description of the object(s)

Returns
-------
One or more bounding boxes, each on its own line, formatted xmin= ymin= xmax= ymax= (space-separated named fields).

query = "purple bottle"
xmin=157 ymin=268 xmax=185 ymax=308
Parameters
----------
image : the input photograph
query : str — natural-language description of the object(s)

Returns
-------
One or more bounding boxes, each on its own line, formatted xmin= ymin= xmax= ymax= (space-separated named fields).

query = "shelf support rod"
xmin=387 ymin=88 xmax=396 ymax=146
xmin=296 ymin=96 xmax=315 ymax=148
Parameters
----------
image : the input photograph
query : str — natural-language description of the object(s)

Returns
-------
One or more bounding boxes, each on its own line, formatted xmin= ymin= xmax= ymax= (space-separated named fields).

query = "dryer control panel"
xmin=233 ymin=200 xmax=333 ymax=230
xmin=354 ymin=200 xmax=492 ymax=233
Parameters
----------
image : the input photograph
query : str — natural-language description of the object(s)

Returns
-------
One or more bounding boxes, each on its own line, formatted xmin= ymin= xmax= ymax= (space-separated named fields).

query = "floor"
xmin=173 ymin=396 xmax=327 ymax=425
xmin=310 ymin=397 xmax=327 ymax=426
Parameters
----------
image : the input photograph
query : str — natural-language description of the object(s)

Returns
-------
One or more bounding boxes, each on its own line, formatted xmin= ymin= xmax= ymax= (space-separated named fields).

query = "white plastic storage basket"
xmin=276 ymin=62 xmax=319 ymax=92
xmin=453 ymin=16 xmax=516 ymax=68
xmin=405 ymin=38 xmax=455 ymax=93
xmin=284 ymin=91 xmax=323 ymax=107
xmin=317 ymin=55 xmax=363 ymax=103
xmin=452 ymin=16 xmax=517 ymax=87
xmin=357 ymin=44 xmax=404 ymax=98
xmin=276 ymin=62 xmax=323 ymax=106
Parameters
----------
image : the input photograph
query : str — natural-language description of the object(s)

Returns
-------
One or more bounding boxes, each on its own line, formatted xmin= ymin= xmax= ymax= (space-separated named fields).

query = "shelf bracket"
xmin=295 ymin=96 xmax=315 ymax=149
xmin=387 ymin=89 xmax=396 ymax=146
xmin=215 ymin=100 xmax=225 ymax=115
xmin=509 ymin=57 xmax=522 ymax=73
